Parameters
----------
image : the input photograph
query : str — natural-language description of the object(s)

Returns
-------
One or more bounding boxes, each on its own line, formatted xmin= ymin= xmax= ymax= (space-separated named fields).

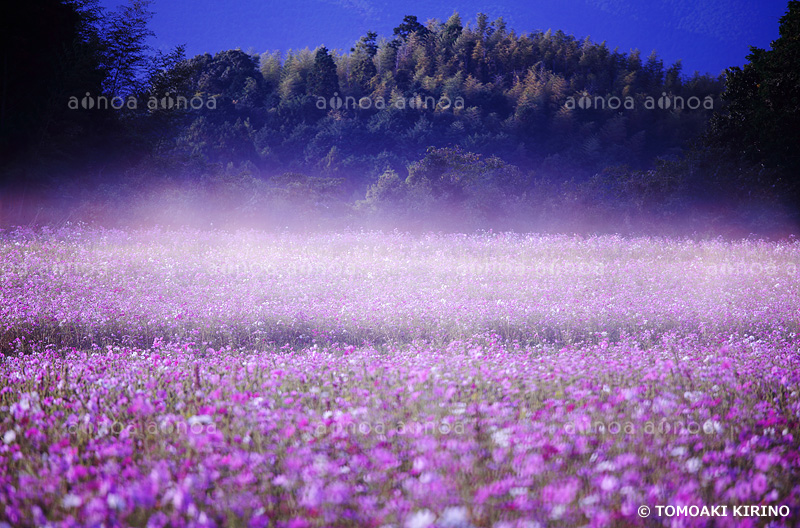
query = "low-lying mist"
xmin=1 ymin=171 xmax=797 ymax=239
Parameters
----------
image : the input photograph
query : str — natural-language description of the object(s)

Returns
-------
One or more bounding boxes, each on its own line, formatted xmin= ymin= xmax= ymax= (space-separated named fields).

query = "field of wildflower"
xmin=1 ymin=225 xmax=799 ymax=527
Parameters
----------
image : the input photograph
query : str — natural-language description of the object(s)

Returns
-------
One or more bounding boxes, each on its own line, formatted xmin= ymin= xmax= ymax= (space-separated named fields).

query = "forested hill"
xmin=3 ymin=2 xmax=798 ymax=233
xmin=1 ymin=5 xmax=723 ymax=186
xmin=161 ymin=13 xmax=723 ymax=183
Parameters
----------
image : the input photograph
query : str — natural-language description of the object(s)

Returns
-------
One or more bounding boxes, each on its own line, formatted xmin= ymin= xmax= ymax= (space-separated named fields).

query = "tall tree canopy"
xmin=708 ymin=1 xmax=800 ymax=204
xmin=307 ymin=46 xmax=340 ymax=98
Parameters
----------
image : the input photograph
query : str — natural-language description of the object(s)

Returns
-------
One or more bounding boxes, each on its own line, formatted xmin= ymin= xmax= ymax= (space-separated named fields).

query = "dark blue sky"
xmin=102 ymin=0 xmax=789 ymax=75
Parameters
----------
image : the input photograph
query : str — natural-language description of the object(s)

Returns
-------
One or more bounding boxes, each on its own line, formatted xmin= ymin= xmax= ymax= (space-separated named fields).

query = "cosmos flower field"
xmin=1 ymin=225 xmax=799 ymax=527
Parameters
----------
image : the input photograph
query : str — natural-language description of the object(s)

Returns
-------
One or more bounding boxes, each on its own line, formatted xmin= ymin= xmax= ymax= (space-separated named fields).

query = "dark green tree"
xmin=99 ymin=0 xmax=155 ymax=97
xmin=442 ymin=12 xmax=463 ymax=47
xmin=641 ymin=50 xmax=664 ymax=92
xmin=351 ymin=32 xmax=378 ymax=93
xmin=406 ymin=146 xmax=525 ymax=203
xmin=306 ymin=46 xmax=340 ymax=98
xmin=707 ymin=0 xmax=800 ymax=209
xmin=188 ymin=50 xmax=265 ymax=105
xmin=393 ymin=15 xmax=430 ymax=43
xmin=0 ymin=0 xmax=107 ymax=181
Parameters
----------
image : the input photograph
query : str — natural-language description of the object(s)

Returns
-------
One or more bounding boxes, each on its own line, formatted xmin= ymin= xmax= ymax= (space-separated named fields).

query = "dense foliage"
xmin=1 ymin=1 xmax=798 ymax=231
xmin=705 ymin=1 xmax=800 ymax=211
xmin=153 ymin=13 xmax=723 ymax=184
